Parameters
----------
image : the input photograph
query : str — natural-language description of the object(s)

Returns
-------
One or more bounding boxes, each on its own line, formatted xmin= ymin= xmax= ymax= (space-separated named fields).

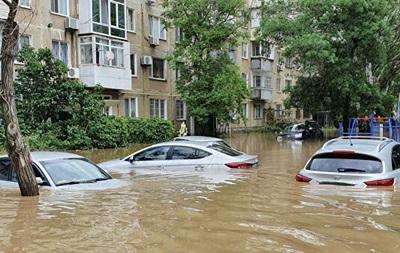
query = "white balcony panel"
xmin=80 ymin=65 xmax=131 ymax=90
xmin=0 ymin=1 xmax=8 ymax=19
xmin=79 ymin=0 xmax=91 ymax=34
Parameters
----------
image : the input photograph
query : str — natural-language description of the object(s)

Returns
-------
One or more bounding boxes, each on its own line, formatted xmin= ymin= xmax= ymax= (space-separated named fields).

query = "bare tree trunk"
xmin=1 ymin=0 xmax=38 ymax=196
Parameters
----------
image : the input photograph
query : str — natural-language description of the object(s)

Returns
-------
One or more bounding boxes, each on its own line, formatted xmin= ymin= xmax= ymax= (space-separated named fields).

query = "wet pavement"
xmin=1 ymin=133 xmax=400 ymax=252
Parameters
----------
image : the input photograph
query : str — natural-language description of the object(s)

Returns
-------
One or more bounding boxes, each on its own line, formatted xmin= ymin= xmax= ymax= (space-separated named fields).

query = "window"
xmin=276 ymin=78 xmax=281 ymax=91
xmin=285 ymin=80 xmax=292 ymax=89
xmin=392 ymin=145 xmax=400 ymax=170
xmin=228 ymin=45 xmax=236 ymax=62
xmin=254 ymin=104 xmax=263 ymax=119
xmin=285 ymin=57 xmax=293 ymax=68
xmin=250 ymin=9 xmax=260 ymax=28
xmin=241 ymin=73 xmax=248 ymax=86
xmin=151 ymin=58 xmax=165 ymax=79
xmin=266 ymin=77 xmax=272 ymax=89
xmin=80 ymin=37 xmax=93 ymax=64
xmin=241 ymin=42 xmax=248 ymax=59
xmin=307 ymin=153 xmax=383 ymax=174
xmin=51 ymin=0 xmax=68 ymax=16
xmin=175 ymin=27 xmax=184 ymax=43
xmin=170 ymin=146 xmax=210 ymax=160
xmin=251 ymin=41 xmax=263 ymax=57
xmin=150 ymin=98 xmax=166 ymax=119
xmin=124 ymin=97 xmax=138 ymax=117
xmin=130 ymin=53 xmax=137 ymax=76
xmin=208 ymin=144 xmax=242 ymax=157
xmin=241 ymin=103 xmax=248 ymax=119
xmin=92 ymin=0 xmax=126 ymax=39
xmin=19 ymin=0 xmax=31 ymax=7
xmin=132 ymin=146 xmax=170 ymax=161
xmin=127 ymin=8 xmax=135 ymax=32
xmin=149 ymin=15 xmax=166 ymax=40
xmin=253 ymin=75 xmax=262 ymax=88
xmin=18 ymin=34 xmax=31 ymax=52
xmin=176 ymin=100 xmax=186 ymax=120
xmin=52 ymin=40 xmax=68 ymax=64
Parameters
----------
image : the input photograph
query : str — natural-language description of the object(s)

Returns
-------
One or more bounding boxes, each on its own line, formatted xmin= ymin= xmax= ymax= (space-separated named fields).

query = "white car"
xmin=296 ymin=136 xmax=400 ymax=186
xmin=98 ymin=141 xmax=258 ymax=173
xmin=173 ymin=136 xmax=232 ymax=147
xmin=0 ymin=152 xmax=113 ymax=188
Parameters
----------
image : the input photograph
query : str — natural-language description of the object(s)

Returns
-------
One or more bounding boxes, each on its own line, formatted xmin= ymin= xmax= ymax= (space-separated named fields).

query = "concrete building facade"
xmin=0 ymin=0 xmax=303 ymax=132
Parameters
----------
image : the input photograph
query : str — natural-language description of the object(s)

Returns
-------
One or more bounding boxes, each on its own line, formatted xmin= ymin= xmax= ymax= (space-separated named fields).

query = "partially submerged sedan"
xmin=98 ymin=141 xmax=258 ymax=172
xmin=296 ymin=136 xmax=400 ymax=186
xmin=0 ymin=152 xmax=112 ymax=188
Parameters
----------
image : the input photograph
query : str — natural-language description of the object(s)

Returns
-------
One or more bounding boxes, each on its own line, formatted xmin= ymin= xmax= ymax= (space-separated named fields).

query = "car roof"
xmin=318 ymin=137 xmax=397 ymax=154
xmin=152 ymin=141 xmax=212 ymax=148
xmin=174 ymin=136 xmax=223 ymax=142
xmin=0 ymin=151 xmax=84 ymax=162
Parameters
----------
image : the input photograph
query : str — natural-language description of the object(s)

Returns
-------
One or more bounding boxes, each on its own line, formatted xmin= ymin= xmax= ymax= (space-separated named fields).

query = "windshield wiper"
xmin=57 ymin=179 xmax=97 ymax=186
xmin=337 ymin=168 xmax=366 ymax=173
xmin=94 ymin=177 xmax=109 ymax=181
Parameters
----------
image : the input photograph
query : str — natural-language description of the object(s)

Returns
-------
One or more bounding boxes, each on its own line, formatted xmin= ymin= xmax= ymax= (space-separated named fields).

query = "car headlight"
xmin=294 ymin=133 xmax=302 ymax=138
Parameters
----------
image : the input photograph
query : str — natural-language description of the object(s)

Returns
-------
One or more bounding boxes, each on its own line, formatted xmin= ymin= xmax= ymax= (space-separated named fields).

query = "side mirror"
xmin=36 ymin=177 xmax=44 ymax=185
xmin=129 ymin=156 xmax=135 ymax=163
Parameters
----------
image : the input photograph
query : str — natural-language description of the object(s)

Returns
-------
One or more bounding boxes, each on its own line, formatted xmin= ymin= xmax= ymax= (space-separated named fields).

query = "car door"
xmin=164 ymin=146 xmax=213 ymax=172
xmin=130 ymin=146 xmax=171 ymax=169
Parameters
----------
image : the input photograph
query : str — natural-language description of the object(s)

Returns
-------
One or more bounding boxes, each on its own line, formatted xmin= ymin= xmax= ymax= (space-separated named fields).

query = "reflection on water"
xmin=1 ymin=133 xmax=400 ymax=252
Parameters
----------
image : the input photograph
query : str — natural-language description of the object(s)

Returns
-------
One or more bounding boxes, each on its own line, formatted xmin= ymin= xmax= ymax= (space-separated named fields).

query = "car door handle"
xmin=194 ymin=165 xmax=204 ymax=171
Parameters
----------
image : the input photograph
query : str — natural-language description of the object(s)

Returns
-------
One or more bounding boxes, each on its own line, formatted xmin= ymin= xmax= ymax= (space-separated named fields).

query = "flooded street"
xmin=1 ymin=133 xmax=400 ymax=252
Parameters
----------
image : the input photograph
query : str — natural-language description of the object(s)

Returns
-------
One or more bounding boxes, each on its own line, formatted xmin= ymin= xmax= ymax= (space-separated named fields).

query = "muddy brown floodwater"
xmin=1 ymin=133 xmax=400 ymax=253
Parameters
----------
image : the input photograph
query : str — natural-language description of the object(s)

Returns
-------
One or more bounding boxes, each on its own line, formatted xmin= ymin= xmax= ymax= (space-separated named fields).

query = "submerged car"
xmin=173 ymin=136 xmax=232 ymax=148
xmin=0 ymin=152 xmax=112 ymax=188
xmin=98 ymin=141 xmax=258 ymax=172
xmin=296 ymin=136 xmax=400 ymax=186
xmin=277 ymin=121 xmax=324 ymax=141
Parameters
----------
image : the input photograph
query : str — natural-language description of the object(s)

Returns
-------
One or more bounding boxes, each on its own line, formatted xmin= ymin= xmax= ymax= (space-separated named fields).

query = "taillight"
xmin=295 ymin=174 xmax=312 ymax=182
xmin=225 ymin=162 xmax=253 ymax=169
xmin=364 ymin=178 xmax=394 ymax=186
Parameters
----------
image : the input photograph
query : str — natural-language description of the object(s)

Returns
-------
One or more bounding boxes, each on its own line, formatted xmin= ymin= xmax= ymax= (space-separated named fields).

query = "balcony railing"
xmin=251 ymin=87 xmax=273 ymax=101
xmin=251 ymin=57 xmax=273 ymax=72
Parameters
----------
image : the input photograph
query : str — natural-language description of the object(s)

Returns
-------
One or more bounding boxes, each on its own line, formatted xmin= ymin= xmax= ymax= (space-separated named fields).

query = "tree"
xmin=0 ymin=0 xmax=39 ymax=196
xmin=162 ymin=0 xmax=249 ymax=135
xmin=15 ymin=47 xmax=104 ymax=132
xmin=257 ymin=0 xmax=397 ymax=124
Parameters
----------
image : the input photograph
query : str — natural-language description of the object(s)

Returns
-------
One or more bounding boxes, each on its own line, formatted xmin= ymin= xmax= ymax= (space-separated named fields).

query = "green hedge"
xmin=0 ymin=117 xmax=175 ymax=150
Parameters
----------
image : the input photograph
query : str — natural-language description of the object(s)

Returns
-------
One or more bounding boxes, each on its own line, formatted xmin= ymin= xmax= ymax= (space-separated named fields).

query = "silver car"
xmin=98 ymin=141 xmax=258 ymax=172
xmin=0 ymin=152 xmax=112 ymax=188
xmin=296 ymin=136 xmax=400 ymax=186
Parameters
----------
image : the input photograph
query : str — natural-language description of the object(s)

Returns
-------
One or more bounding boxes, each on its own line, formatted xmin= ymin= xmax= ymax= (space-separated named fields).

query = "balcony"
xmin=251 ymin=58 xmax=272 ymax=72
xmin=251 ymin=87 xmax=273 ymax=101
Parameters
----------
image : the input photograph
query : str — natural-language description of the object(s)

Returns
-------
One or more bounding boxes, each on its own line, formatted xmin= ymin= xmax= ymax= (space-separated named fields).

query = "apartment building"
xmin=0 ymin=0 xmax=303 ymax=132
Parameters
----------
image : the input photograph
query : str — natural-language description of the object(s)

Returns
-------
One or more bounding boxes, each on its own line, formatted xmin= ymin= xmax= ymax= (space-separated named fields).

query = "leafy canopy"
xmin=258 ymin=0 xmax=398 ymax=119
xmin=162 ymin=0 xmax=249 ymax=123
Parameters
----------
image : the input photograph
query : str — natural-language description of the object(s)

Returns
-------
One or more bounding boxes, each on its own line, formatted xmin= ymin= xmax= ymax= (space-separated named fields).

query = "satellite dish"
xmin=105 ymin=51 xmax=115 ymax=61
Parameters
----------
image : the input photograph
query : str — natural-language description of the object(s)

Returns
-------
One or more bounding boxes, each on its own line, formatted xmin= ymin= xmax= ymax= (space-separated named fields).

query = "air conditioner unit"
xmin=141 ymin=56 xmax=153 ymax=66
xmin=149 ymin=36 xmax=160 ymax=47
xmin=146 ymin=0 xmax=156 ymax=5
xmin=67 ymin=68 xmax=80 ymax=79
xmin=65 ymin=17 xmax=79 ymax=30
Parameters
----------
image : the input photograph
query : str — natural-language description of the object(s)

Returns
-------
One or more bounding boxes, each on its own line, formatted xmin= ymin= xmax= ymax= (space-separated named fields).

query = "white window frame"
xmin=92 ymin=0 xmax=127 ymax=39
xmin=52 ymin=40 xmax=69 ymax=65
xmin=241 ymin=103 xmax=248 ymax=119
xmin=176 ymin=100 xmax=186 ymax=120
xmin=126 ymin=8 xmax=135 ymax=32
xmin=266 ymin=77 xmax=272 ymax=89
xmin=18 ymin=34 xmax=31 ymax=51
xmin=149 ymin=15 xmax=166 ymax=40
xmin=130 ymin=53 xmax=137 ymax=76
xmin=150 ymin=98 xmax=167 ymax=119
xmin=19 ymin=0 xmax=31 ymax=8
xmin=252 ymin=75 xmax=262 ymax=88
xmin=125 ymin=97 xmax=138 ymax=117
xmin=51 ymin=0 xmax=69 ymax=16
xmin=151 ymin=58 xmax=166 ymax=80
xmin=250 ymin=9 xmax=260 ymax=28
xmin=254 ymin=104 xmax=263 ymax=119
xmin=241 ymin=42 xmax=248 ymax=59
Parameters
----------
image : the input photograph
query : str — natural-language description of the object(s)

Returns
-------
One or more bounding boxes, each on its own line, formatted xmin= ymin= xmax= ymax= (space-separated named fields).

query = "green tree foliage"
xmin=162 ymin=0 xmax=249 ymax=124
xmin=258 ymin=0 xmax=399 ymax=121
xmin=15 ymin=47 xmax=104 ymax=132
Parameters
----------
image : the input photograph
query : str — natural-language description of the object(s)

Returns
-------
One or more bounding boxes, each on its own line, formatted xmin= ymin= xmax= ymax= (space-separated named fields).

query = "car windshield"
xmin=41 ymin=158 xmax=110 ymax=186
xmin=208 ymin=144 xmax=242 ymax=156
xmin=307 ymin=153 xmax=383 ymax=174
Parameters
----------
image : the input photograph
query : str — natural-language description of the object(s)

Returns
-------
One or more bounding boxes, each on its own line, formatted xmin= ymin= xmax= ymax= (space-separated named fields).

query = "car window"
xmin=41 ymin=158 xmax=110 ymax=186
xmin=133 ymin=146 xmax=170 ymax=161
xmin=307 ymin=153 xmax=383 ymax=174
xmin=0 ymin=158 xmax=11 ymax=181
xmin=170 ymin=146 xmax=211 ymax=160
xmin=208 ymin=144 xmax=242 ymax=157
xmin=392 ymin=145 xmax=400 ymax=170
